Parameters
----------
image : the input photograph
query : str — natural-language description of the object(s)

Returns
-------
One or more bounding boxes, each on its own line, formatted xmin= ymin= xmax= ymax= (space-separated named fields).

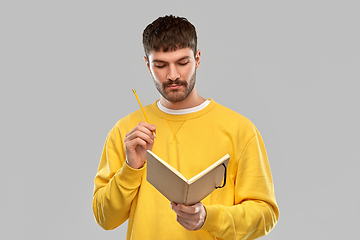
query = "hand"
xmin=124 ymin=122 xmax=156 ymax=169
xmin=171 ymin=202 xmax=207 ymax=231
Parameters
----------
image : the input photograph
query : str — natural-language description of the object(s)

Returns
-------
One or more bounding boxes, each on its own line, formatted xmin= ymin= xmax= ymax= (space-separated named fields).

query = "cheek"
xmin=182 ymin=65 xmax=196 ymax=79
xmin=150 ymin=68 xmax=164 ymax=81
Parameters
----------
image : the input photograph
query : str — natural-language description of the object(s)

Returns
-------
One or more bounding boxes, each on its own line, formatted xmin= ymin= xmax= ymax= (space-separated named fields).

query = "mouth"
xmin=166 ymin=84 xmax=183 ymax=90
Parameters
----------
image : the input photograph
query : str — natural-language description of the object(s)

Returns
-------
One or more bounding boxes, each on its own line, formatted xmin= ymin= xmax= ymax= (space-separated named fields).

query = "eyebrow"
xmin=152 ymin=56 xmax=191 ymax=63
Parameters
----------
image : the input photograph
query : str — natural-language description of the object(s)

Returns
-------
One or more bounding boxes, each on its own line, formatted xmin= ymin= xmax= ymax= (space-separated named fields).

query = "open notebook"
xmin=146 ymin=150 xmax=230 ymax=206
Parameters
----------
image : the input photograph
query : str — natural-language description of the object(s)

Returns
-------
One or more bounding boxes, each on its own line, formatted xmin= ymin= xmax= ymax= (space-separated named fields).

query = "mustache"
xmin=163 ymin=79 xmax=188 ymax=87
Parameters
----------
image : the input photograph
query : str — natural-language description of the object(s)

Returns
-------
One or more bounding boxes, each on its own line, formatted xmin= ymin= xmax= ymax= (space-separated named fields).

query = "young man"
xmin=93 ymin=15 xmax=279 ymax=239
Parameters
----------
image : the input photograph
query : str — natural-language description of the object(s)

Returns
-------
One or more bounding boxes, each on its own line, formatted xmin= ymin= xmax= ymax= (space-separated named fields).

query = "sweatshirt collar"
xmin=157 ymin=100 xmax=211 ymax=115
xmin=150 ymin=99 xmax=217 ymax=121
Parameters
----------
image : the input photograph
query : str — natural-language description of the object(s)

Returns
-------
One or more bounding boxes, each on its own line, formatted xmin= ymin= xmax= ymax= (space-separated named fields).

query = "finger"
xmin=125 ymin=126 xmax=155 ymax=145
xmin=177 ymin=203 xmax=200 ymax=215
xmin=172 ymin=208 xmax=195 ymax=220
xmin=125 ymin=122 xmax=154 ymax=136
xmin=177 ymin=215 xmax=204 ymax=231
xmin=177 ymin=219 xmax=195 ymax=231
xmin=171 ymin=203 xmax=191 ymax=219
xmin=125 ymin=130 xmax=154 ymax=146
xmin=177 ymin=214 xmax=202 ymax=231
xmin=171 ymin=202 xmax=180 ymax=214
xmin=126 ymin=136 xmax=148 ymax=150
xmin=138 ymin=122 xmax=156 ymax=135
xmin=126 ymin=123 xmax=155 ymax=139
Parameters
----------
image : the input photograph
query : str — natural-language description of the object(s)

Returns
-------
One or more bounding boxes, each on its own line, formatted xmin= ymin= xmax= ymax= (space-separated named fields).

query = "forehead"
xmin=148 ymin=47 xmax=194 ymax=62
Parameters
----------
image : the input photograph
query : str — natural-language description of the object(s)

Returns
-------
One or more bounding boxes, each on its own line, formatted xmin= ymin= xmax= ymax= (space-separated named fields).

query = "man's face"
xmin=145 ymin=48 xmax=201 ymax=103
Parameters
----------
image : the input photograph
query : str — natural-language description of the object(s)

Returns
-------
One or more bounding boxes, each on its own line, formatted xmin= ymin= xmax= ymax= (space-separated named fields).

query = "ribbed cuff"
xmin=201 ymin=204 xmax=223 ymax=232
xmin=115 ymin=162 xmax=146 ymax=189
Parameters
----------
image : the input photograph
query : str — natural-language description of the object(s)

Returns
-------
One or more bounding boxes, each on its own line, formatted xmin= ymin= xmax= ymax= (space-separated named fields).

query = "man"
xmin=93 ymin=15 xmax=279 ymax=239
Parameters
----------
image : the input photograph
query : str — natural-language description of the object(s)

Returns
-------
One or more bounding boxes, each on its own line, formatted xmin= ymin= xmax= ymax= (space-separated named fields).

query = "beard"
xmin=153 ymin=71 xmax=196 ymax=103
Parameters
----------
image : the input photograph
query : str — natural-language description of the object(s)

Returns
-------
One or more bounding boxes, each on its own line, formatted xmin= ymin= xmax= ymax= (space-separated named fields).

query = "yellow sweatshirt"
xmin=93 ymin=100 xmax=279 ymax=240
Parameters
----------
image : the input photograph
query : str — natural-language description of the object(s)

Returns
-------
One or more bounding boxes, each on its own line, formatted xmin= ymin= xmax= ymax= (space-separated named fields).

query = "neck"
xmin=160 ymin=87 xmax=205 ymax=110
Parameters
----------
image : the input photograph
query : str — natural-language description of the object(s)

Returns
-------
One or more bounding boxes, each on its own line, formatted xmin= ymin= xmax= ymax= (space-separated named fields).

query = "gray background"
xmin=1 ymin=0 xmax=359 ymax=239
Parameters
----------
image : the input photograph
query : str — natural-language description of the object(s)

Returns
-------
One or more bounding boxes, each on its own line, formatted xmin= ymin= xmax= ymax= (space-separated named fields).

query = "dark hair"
xmin=142 ymin=15 xmax=197 ymax=58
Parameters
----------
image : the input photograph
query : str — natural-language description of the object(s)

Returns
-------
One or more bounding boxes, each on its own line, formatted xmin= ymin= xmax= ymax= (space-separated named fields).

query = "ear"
xmin=144 ymin=56 xmax=151 ymax=74
xmin=195 ymin=50 xmax=201 ymax=70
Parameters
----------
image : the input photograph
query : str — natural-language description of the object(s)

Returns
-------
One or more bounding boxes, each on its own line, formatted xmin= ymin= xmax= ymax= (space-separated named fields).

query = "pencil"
xmin=132 ymin=89 xmax=156 ymax=138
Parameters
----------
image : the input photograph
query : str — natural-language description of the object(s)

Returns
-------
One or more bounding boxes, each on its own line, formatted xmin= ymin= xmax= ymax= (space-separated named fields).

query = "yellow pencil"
xmin=132 ymin=89 xmax=156 ymax=138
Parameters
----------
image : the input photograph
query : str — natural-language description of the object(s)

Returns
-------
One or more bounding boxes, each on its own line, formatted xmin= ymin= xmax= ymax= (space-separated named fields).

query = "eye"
xmin=178 ymin=61 xmax=189 ymax=66
xmin=154 ymin=64 xmax=166 ymax=68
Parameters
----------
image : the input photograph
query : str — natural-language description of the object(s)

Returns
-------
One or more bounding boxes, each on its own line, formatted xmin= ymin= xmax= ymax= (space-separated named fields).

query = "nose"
xmin=167 ymin=65 xmax=180 ymax=81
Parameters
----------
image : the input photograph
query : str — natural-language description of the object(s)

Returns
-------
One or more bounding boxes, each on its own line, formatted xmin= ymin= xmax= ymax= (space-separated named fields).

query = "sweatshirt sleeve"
xmin=92 ymin=125 xmax=146 ymax=230
xmin=201 ymin=131 xmax=279 ymax=240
